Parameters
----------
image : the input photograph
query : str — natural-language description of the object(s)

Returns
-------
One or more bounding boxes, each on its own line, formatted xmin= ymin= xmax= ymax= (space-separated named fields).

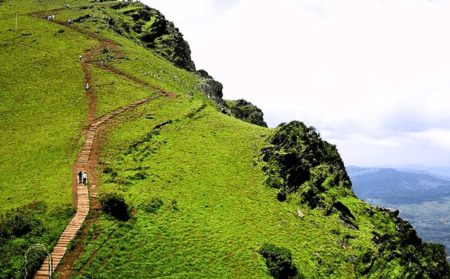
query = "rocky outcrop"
xmin=127 ymin=5 xmax=195 ymax=71
xmin=197 ymin=69 xmax=268 ymax=127
xmin=325 ymin=201 xmax=359 ymax=230
xmin=260 ymin=121 xmax=450 ymax=277
xmin=94 ymin=2 xmax=196 ymax=71
xmin=357 ymin=207 xmax=450 ymax=278
xmin=260 ymin=121 xmax=354 ymax=208
xmin=226 ymin=99 xmax=268 ymax=128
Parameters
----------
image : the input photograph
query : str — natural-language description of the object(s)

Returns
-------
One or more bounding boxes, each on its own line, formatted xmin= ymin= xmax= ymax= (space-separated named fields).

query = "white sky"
xmin=141 ymin=0 xmax=450 ymax=168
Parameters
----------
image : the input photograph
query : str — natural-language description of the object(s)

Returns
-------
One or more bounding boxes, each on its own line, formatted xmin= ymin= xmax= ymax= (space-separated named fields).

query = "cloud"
xmin=410 ymin=129 xmax=450 ymax=151
xmin=140 ymin=0 xmax=450 ymax=167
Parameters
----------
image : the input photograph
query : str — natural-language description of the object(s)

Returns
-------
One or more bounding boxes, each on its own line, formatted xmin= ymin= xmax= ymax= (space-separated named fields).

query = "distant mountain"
xmin=347 ymin=166 xmax=450 ymax=205
xmin=348 ymin=166 xmax=450 ymax=264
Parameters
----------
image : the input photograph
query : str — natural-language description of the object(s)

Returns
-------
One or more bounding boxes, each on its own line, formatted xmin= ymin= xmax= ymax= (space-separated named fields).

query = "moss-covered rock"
xmin=225 ymin=99 xmax=268 ymax=127
xmin=123 ymin=4 xmax=196 ymax=71
xmin=93 ymin=2 xmax=196 ymax=71
xmin=261 ymin=121 xmax=353 ymax=209
xmin=260 ymin=121 xmax=450 ymax=278
xmin=362 ymin=213 xmax=450 ymax=278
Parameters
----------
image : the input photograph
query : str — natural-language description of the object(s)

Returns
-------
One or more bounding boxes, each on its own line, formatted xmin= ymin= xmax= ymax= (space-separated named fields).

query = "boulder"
xmin=196 ymin=69 xmax=213 ymax=79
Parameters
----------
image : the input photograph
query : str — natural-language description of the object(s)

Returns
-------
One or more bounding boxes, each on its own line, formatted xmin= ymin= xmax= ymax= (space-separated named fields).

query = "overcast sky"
xmin=141 ymin=0 xmax=450 ymax=168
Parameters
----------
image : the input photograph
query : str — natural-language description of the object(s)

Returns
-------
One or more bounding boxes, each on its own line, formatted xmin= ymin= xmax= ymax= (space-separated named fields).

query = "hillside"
xmin=1 ymin=0 xmax=449 ymax=278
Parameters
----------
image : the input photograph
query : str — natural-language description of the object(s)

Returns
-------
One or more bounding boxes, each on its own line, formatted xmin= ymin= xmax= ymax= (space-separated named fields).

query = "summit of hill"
xmin=1 ymin=1 xmax=449 ymax=278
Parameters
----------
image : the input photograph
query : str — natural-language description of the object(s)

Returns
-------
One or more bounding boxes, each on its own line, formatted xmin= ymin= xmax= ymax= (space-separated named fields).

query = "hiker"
xmin=67 ymin=20 xmax=73 ymax=24
xmin=78 ymin=171 xmax=83 ymax=184
xmin=100 ymin=60 xmax=104 ymax=66
xmin=79 ymin=55 xmax=82 ymax=61
xmin=85 ymin=83 xmax=89 ymax=90
xmin=82 ymin=172 xmax=87 ymax=186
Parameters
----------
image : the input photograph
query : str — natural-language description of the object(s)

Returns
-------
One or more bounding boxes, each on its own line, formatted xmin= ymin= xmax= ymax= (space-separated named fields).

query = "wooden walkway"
xmin=34 ymin=96 xmax=163 ymax=279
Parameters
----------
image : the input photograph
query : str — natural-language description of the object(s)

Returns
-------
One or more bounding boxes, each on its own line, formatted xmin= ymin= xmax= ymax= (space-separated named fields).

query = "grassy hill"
xmin=1 ymin=0 xmax=449 ymax=278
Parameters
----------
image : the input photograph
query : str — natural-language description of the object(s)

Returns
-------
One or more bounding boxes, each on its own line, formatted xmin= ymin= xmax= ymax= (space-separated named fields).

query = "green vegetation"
xmin=139 ymin=197 xmax=164 ymax=213
xmin=0 ymin=202 xmax=75 ymax=279
xmin=225 ymin=99 xmax=268 ymax=127
xmin=1 ymin=0 xmax=449 ymax=278
xmin=259 ymin=243 xmax=300 ymax=279
xmin=99 ymin=193 xmax=131 ymax=221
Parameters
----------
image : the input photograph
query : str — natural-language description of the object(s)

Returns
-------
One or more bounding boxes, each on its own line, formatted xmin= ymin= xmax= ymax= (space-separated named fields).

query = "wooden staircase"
xmin=33 ymin=96 xmax=163 ymax=278
xmin=33 ymin=184 xmax=89 ymax=279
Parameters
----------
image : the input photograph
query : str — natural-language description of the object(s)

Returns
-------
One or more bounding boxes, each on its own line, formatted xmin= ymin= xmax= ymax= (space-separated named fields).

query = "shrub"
xmin=259 ymin=242 xmax=298 ymax=279
xmin=0 ymin=213 xmax=39 ymax=239
xmin=130 ymin=171 xmax=147 ymax=180
xmin=100 ymin=193 xmax=131 ymax=221
xmin=139 ymin=197 xmax=164 ymax=213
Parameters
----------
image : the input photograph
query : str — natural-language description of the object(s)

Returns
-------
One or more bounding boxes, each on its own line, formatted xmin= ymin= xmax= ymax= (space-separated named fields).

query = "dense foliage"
xmin=100 ymin=193 xmax=131 ymax=221
xmin=0 ymin=203 xmax=75 ymax=279
xmin=259 ymin=243 xmax=300 ymax=279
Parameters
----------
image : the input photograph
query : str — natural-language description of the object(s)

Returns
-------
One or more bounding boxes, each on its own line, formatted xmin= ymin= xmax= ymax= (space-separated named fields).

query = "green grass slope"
xmin=1 ymin=0 xmax=449 ymax=278
xmin=0 ymin=1 xmax=95 ymax=277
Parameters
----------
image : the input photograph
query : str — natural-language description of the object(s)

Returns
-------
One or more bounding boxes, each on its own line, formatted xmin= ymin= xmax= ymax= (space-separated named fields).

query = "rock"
xmin=325 ymin=201 xmax=355 ymax=219
xmin=110 ymin=2 xmax=129 ymax=10
xmin=339 ymin=214 xmax=359 ymax=230
xmin=226 ymin=99 xmax=268 ymax=128
xmin=153 ymin=120 xmax=172 ymax=130
xmin=377 ymin=206 xmax=399 ymax=218
xmin=276 ymin=191 xmax=286 ymax=202
xmin=364 ymin=207 xmax=374 ymax=217
xmin=74 ymin=14 xmax=91 ymax=23
xmin=196 ymin=69 xmax=213 ymax=79
xmin=118 ymin=5 xmax=195 ymax=71
xmin=261 ymin=121 xmax=354 ymax=211
xmin=363 ymin=215 xmax=450 ymax=278
xmin=200 ymin=79 xmax=223 ymax=100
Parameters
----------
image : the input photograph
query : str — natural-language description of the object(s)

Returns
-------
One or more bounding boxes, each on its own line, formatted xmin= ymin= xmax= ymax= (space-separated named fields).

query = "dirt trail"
xmin=31 ymin=10 xmax=175 ymax=279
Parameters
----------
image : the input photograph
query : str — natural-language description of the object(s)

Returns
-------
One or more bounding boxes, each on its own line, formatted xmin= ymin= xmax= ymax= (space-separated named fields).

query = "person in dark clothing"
xmin=78 ymin=171 xmax=83 ymax=184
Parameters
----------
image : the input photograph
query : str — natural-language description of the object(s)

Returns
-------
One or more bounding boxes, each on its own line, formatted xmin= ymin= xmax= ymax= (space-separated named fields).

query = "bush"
xmin=0 ymin=203 xmax=75 ymax=279
xmin=100 ymin=193 xmax=131 ymax=221
xmin=259 ymin=243 xmax=298 ymax=279
xmin=139 ymin=197 xmax=164 ymax=213
xmin=0 ymin=213 xmax=39 ymax=239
